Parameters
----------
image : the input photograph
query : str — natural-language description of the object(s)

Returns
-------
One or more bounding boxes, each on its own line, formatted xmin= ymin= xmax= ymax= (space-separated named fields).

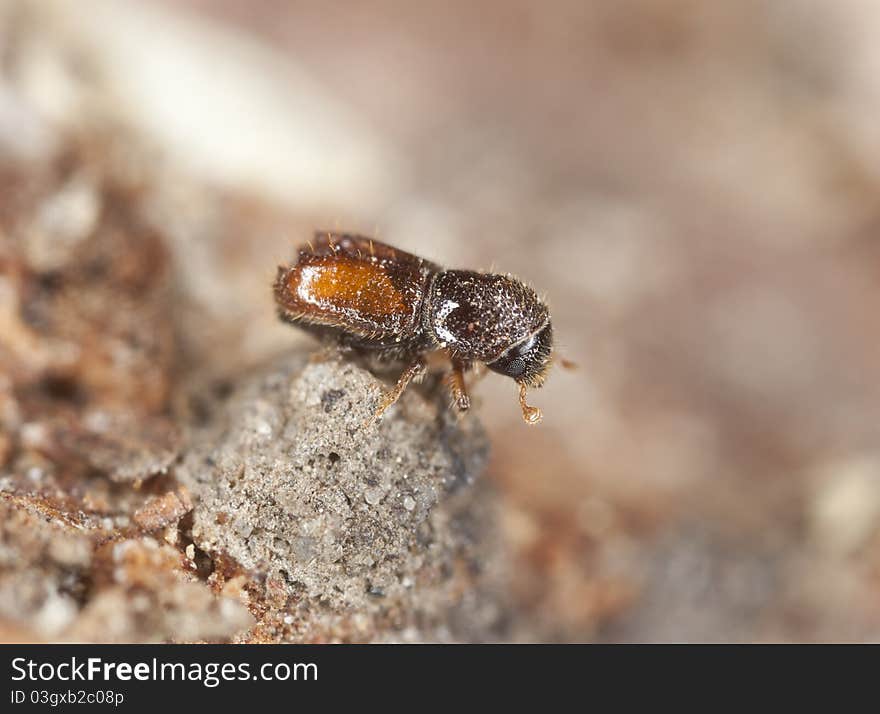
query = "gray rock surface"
xmin=179 ymin=353 xmax=503 ymax=641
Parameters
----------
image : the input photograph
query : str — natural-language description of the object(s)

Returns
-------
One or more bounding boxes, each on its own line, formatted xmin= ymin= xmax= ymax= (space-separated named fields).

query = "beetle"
xmin=274 ymin=232 xmax=554 ymax=424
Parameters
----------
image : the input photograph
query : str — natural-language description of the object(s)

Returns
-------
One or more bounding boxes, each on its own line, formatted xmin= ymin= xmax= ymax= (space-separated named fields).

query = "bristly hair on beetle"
xmin=274 ymin=231 xmax=557 ymax=425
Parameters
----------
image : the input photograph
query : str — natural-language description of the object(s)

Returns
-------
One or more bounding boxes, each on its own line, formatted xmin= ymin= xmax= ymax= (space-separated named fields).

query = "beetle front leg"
xmin=444 ymin=358 xmax=472 ymax=413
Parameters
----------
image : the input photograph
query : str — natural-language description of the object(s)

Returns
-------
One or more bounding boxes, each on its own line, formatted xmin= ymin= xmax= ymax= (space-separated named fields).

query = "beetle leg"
xmin=444 ymin=359 xmax=472 ymax=412
xmin=367 ymin=357 xmax=427 ymax=425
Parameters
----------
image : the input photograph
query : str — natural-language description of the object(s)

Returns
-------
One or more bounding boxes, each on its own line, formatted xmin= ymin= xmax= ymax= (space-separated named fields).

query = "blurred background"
xmin=2 ymin=0 xmax=880 ymax=641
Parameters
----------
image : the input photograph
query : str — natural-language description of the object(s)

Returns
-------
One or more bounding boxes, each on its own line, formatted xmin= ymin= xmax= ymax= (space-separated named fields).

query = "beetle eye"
xmin=486 ymin=322 xmax=553 ymax=384
xmin=486 ymin=337 xmax=533 ymax=379
xmin=505 ymin=356 xmax=526 ymax=378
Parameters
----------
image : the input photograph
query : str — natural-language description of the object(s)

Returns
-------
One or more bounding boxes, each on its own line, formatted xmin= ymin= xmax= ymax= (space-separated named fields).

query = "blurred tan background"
xmin=3 ymin=0 xmax=880 ymax=641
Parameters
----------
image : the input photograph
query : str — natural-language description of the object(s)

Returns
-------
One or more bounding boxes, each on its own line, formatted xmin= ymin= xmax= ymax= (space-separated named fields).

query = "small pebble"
xmin=364 ymin=486 xmax=384 ymax=506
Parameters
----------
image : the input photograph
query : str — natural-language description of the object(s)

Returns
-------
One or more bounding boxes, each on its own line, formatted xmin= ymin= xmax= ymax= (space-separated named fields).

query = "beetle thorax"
xmin=425 ymin=270 xmax=549 ymax=362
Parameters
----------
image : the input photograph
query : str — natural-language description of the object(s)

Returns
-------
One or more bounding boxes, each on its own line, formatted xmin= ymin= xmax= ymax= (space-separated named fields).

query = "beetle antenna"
xmin=518 ymin=383 xmax=542 ymax=424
